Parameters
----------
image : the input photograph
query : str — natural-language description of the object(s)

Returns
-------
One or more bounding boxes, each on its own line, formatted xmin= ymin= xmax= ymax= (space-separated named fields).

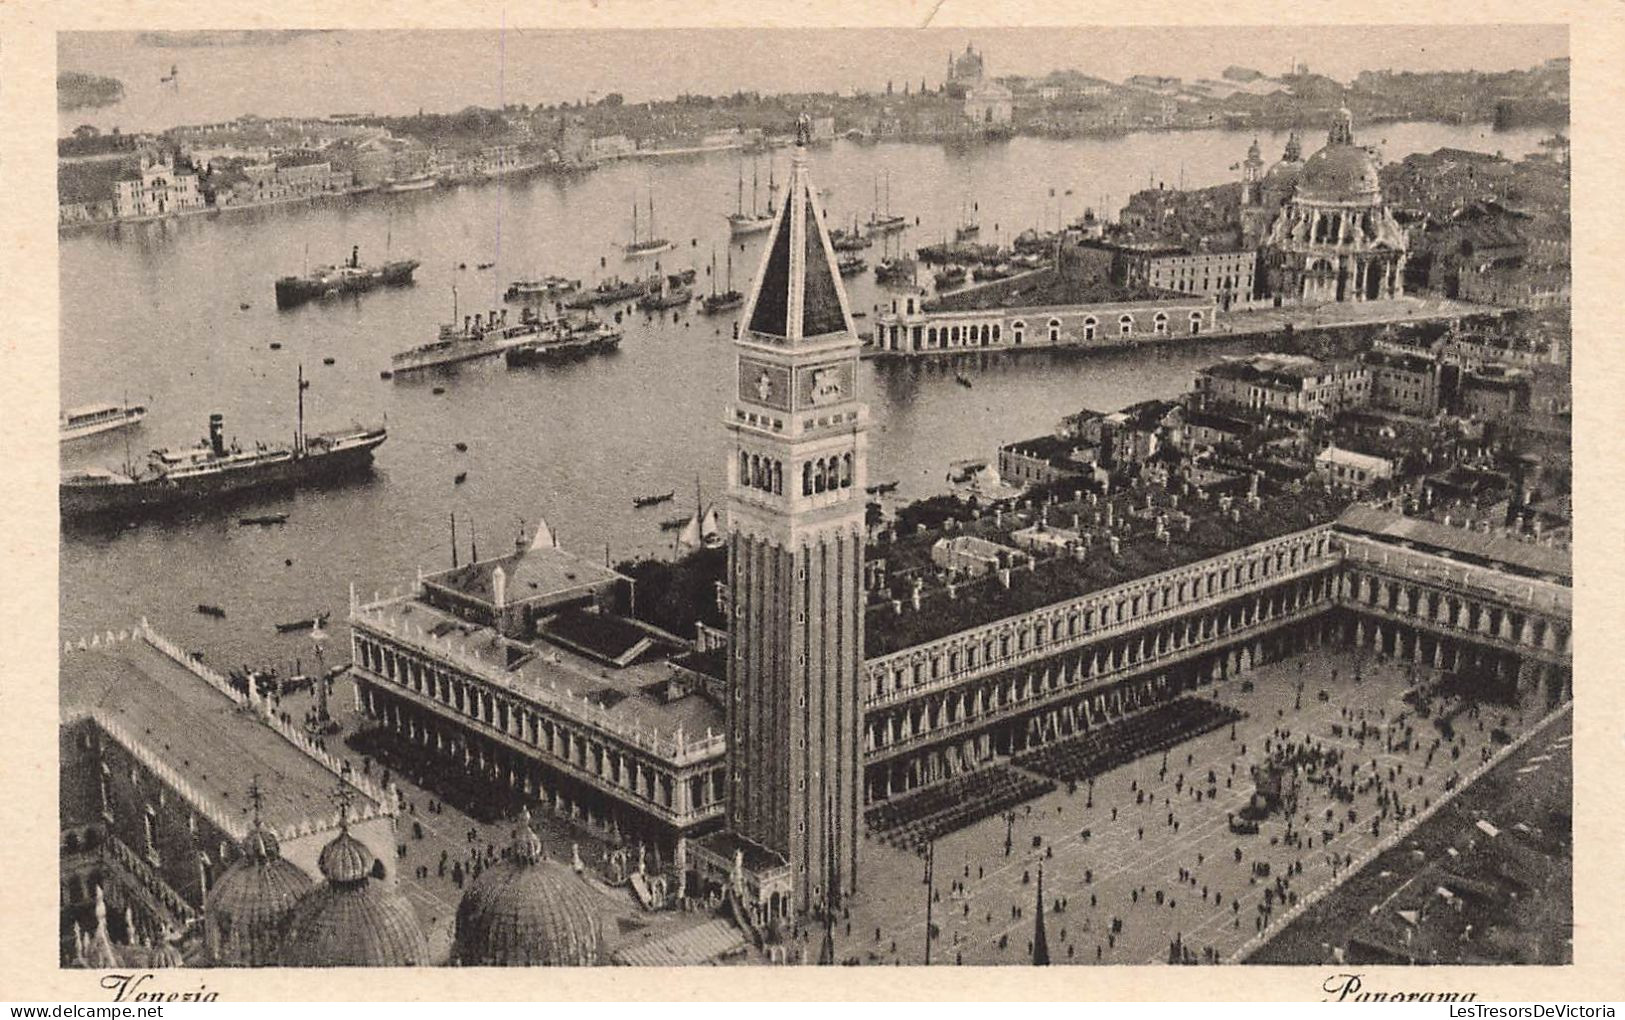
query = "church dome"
xmin=204 ymin=823 xmax=315 ymax=966
xmin=452 ymin=810 xmax=604 ymax=966
xmin=279 ymin=824 xmax=430 ymax=967
xmin=1296 ymin=143 xmax=1383 ymax=204
xmin=1294 ymin=109 xmax=1382 ymax=204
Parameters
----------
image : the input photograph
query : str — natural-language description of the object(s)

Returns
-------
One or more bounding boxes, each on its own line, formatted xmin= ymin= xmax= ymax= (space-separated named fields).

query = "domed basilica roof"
xmin=204 ymin=821 xmax=316 ymax=967
xmin=279 ymin=820 xmax=429 ymax=967
xmin=1294 ymin=108 xmax=1383 ymax=204
xmin=453 ymin=809 xmax=604 ymax=967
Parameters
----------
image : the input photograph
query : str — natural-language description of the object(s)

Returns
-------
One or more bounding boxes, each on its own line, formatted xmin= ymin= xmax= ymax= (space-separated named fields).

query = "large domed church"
xmin=1241 ymin=109 xmax=1408 ymax=305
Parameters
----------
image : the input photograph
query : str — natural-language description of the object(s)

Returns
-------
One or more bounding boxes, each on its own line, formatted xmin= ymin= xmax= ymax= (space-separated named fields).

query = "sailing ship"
xmin=726 ymin=161 xmax=774 ymax=237
xmin=865 ymin=171 xmax=908 ymax=234
xmin=274 ymin=245 xmax=420 ymax=309
xmin=934 ymin=265 xmax=968 ymax=290
xmin=623 ymin=191 xmax=674 ymax=258
xmin=60 ymin=401 xmax=147 ymax=444
xmin=676 ymin=477 xmax=724 ymax=550
xmin=390 ymin=298 xmax=553 ymax=374
xmin=701 ymin=248 xmax=745 ymax=314
xmin=829 ymin=215 xmax=871 ymax=252
xmin=955 ymin=200 xmax=981 ymax=241
xmin=836 ymin=253 xmax=867 ymax=277
xmin=60 ymin=366 xmax=385 ymax=519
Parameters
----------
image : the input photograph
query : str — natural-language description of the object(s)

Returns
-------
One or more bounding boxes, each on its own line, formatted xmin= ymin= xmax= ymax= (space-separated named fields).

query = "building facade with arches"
xmin=875 ymin=291 xmax=1216 ymax=356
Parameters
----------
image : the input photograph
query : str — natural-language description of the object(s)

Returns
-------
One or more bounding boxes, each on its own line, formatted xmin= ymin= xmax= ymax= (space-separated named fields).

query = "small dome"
xmin=453 ymin=811 xmax=604 ymax=966
xmin=1296 ymin=143 xmax=1382 ymax=204
xmin=205 ymin=824 xmax=315 ymax=966
xmin=279 ymin=824 xmax=429 ymax=967
xmin=318 ymin=829 xmax=374 ymax=884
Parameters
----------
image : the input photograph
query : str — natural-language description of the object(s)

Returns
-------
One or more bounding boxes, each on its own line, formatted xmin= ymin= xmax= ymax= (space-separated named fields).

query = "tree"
xmin=601 ymin=92 xmax=624 ymax=108
xmin=73 ymin=124 xmax=100 ymax=140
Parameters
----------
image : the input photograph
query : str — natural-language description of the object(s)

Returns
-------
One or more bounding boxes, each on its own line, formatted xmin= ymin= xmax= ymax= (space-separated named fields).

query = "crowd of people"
xmin=864 ymin=766 xmax=1056 ymax=851
xmin=1015 ymin=697 xmax=1244 ymax=784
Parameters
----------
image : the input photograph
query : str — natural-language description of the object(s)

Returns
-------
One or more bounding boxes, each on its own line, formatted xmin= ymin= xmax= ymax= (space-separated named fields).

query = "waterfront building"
xmin=873 ymin=245 xmax=1216 ymax=357
xmin=997 ymin=434 xmax=1099 ymax=488
xmin=59 ymin=624 xmax=394 ymax=966
xmin=964 ymin=81 xmax=1014 ymax=127
xmin=1109 ymin=241 xmax=1259 ymax=309
xmin=347 ymin=529 xmax=729 ymax=862
xmin=1192 ymin=353 xmax=1370 ymax=417
xmin=111 ymin=152 xmax=206 ymax=219
xmin=1261 ymin=109 xmax=1408 ymax=304
xmin=692 ymin=115 xmax=869 ymax=922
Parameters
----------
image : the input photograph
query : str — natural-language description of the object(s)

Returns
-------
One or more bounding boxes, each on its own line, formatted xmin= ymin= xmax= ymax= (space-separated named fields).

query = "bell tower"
xmin=723 ymin=114 xmax=868 ymax=915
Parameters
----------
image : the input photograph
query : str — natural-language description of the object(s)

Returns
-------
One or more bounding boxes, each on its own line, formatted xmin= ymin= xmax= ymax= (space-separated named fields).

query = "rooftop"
xmin=1336 ymin=504 xmax=1570 ymax=583
xmin=60 ymin=635 xmax=381 ymax=836
xmin=356 ymin=595 xmax=723 ymax=758
xmin=866 ymin=483 xmax=1347 ymax=657
xmin=923 ymin=266 xmax=1179 ymax=314
xmin=426 ymin=545 xmax=626 ymax=608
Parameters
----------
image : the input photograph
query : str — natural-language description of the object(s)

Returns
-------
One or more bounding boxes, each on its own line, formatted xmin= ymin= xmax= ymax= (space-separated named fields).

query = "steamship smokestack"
xmin=208 ymin=414 xmax=225 ymax=457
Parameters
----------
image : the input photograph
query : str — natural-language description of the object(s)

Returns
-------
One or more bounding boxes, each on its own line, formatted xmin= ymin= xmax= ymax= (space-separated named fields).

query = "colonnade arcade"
xmin=863 ymin=570 xmax=1338 ymax=803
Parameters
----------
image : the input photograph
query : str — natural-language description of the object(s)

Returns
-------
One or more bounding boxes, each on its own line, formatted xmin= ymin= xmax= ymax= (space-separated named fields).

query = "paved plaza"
xmin=831 ymin=645 xmax=1549 ymax=966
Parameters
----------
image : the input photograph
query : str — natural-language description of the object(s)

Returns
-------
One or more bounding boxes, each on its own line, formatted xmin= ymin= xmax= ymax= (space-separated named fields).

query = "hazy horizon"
xmin=59 ymin=25 xmax=1567 ymax=134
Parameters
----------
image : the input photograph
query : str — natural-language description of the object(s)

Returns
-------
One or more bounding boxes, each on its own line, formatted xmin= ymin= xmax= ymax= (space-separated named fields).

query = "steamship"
xmin=274 ymin=245 xmax=421 ymax=309
xmin=60 ymin=368 xmax=385 ymax=519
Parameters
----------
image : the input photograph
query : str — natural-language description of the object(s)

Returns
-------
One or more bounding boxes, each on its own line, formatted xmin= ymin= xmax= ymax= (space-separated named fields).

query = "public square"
xmin=831 ymin=643 xmax=1547 ymax=965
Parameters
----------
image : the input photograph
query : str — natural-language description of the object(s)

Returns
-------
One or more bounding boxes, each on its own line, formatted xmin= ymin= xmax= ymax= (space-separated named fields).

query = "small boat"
xmin=633 ymin=490 xmax=675 ymax=508
xmin=659 ymin=515 xmax=690 ymax=531
xmin=956 ymin=374 xmax=974 ymax=389
xmin=60 ymin=402 xmax=147 ymax=444
xmin=197 ymin=604 xmax=226 ymax=619
xmin=865 ymin=480 xmax=900 ymax=495
xmin=380 ymin=370 xmax=394 ymax=379
xmin=239 ymin=302 xmax=251 ymax=311
xmin=454 ymin=442 xmax=468 ymax=452
xmin=322 ymin=356 xmax=335 ymax=365
xmin=275 ymin=611 xmax=330 ymax=634
xmin=454 ymin=472 xmax=468 ymax=485
xmin=476 ymin=262 xmax=495 ymax=270
xmin=269 ymin=342 xmax=283 ymax=350
xmin=239 ymin=512 xmax=289 ymax=526
xmin=432 ymin=386 xmax=446 ymax=395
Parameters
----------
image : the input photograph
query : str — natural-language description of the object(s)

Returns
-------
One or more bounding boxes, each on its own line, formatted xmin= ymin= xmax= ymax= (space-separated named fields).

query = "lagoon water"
xmin=59 ymin=123 xmax=1549 ymax=671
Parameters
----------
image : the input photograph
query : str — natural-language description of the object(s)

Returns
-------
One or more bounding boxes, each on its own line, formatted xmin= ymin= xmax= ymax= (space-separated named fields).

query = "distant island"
xmin=135 ymin=30 xmax=328 ymax=48
xmin=57 ymin=71 xmax=124 ymax=112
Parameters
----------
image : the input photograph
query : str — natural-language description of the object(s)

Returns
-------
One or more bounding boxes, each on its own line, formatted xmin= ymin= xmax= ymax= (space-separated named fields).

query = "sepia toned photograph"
xmin=50 ymin=22 xmax=1576 ymax=977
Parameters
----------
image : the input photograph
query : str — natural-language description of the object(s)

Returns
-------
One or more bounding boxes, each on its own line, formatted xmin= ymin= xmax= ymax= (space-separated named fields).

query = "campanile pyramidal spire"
xmin=722 ymin=113 xmax=868 ymax=917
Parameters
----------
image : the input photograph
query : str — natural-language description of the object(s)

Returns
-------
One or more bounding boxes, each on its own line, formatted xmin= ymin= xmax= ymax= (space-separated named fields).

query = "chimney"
xmin=492 ymin=565 xmax=507 ymax=608
xmin=464 ymin=315 xmax=472 ymax=332
xmin=911 ymin=589 xmax=922 ymax=611
xmin=892 ymin=599 xmax=903 ymax=615
xmin=1182 ymin=514 xmax=1192 ymax=533
xmin=1108 ymin=535 xmax=1120 ymax=556
xmin=947 ymin=582 xmax=958 ymax=599
xmin=1231 ymin=508 xmax=1242 ymax=523
xmin=995 ymin=509 xmax=1003 ymax=526
xmin=998 ymin=568 xmax=1012 ymax=589
xmin=208 ymin=413 xmax=225 ymax=457
xmin=1073 ymin=490 xmax=1083 ymax=502
xmin=1170 ymin=493 xmax=1179 ymax=509
xmin=1072 ymin=513 xmax=1080 ymax=530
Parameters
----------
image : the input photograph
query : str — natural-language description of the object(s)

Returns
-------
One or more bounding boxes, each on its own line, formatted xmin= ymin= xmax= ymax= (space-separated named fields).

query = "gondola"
xmin=275 ymin=611 xmax=330 ymax=634
xmin=633 ymin=490 xmax=676 ymax=508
